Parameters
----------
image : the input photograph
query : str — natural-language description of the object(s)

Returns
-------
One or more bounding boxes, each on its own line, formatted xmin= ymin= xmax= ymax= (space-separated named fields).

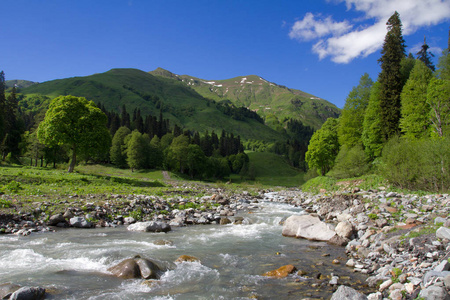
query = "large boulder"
xmin=9 ymin=286 xmax=46 ymax=300
xmin=108 ymin=258 xmax=141 ymax=279
xmin=436 ymin=227 xmax=450 ymax=240
xmin=108 ymin=256 xmax=163 ymax=280
xmin=127 ymin=221 xmax=171 ymax=233
xmin=69 ymin=217 xmax=92 ymax=228
xmin=419 ymin=285 xmax=450 ymax=300
xmin=330 ymin=285 xmax=367 ymax=300
xmin=282 ymin=215 xmax=336 ymax=241
xmin=47 ymin=214 xmax=66 ymax=226
xmin=135 ymin=258 xmax=162 ymax=279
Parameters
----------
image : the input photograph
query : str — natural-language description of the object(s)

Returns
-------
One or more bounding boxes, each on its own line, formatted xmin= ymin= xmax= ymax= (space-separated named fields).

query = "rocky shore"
xmin=268 ymin=188 xmax=450 ymax=300
xmin=1 ymin=185 xmax=450 ymax=299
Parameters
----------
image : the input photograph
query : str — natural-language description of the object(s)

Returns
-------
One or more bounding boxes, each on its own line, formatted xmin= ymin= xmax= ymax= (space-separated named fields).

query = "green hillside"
xmin=6 ymin=80 xmax=38 ymax=89
xmin=21 ymin=68 xmax=283 ymax=142
xmin=150 ymin=68 xmax=340 ymax=129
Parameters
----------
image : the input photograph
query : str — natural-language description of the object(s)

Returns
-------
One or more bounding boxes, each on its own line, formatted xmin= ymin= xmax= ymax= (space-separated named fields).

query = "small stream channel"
xmin=0 ymin=193 xmax=371 ymax=299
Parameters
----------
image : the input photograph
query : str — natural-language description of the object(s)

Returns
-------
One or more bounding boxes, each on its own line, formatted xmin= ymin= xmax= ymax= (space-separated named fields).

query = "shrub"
xmin=328 ymin=144 xmax=369 ymax=179
xmin=380 ymin=136 xmax=450 ymax=192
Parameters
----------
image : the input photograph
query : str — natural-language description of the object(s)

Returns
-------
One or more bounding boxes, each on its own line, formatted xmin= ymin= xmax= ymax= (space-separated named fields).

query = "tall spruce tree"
xmin=400 ymin=60 xmax=433 ymax=139
xmin=378 ymin=11 xmax=406 ymax=140
xmin=0 ymin=71 xmax=5 ymax=147
xmin=416 ymin=37 xmax=435 ymax=71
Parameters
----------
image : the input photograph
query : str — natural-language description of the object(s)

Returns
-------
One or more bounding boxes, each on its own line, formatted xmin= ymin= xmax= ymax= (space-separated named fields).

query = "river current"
xmin=0 ymin=193 xmax=369 ymax=299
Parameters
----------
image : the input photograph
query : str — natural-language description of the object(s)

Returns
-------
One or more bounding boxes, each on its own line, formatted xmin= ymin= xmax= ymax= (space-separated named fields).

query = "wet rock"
xmin=135 ymin=258 xmax=162 ymax=279
xmin=282 ymin=215 xmax=336 ymax=242
xmin=263 ymin=264 xmax=297 ymax=278
xmin=47 ymin=214 xmax=65 ymax=226
xmin=330 ymin=285 xmax=367 ymax=300
xmin=175 ymin=255 xmax=200 ymax=263
xmin=419 ymin=285 xmax=450 ymax=300
xmin=0 ymin=283 xmax=21 ymax=299
xmin=219 ymin=217 xmax=232 ymax=225
xmin=108 ymin=258 xmax=141 ymax=279
xmin=127 ymin=221 xmax=171 ymax=233
xmin=9 ymin=286 xmax=46 ymax=300
xmin=69 ymin=217 xmax=92 ymax=228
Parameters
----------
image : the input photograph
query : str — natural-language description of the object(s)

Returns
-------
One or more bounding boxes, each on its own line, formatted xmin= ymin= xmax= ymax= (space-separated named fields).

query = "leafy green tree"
xmin=110 ymin=126 xmax=131 ymax=167
xmin=427 ymin=77 xmax=450 ymax=137
xmin=126 ymin=130 xmax=149 ymax=171
xmin=186 ymin=144 xmax=207 ymax=178
xmin=362 ymin=82 xmax=384 ymax=159
xmin=328 ymin=144 xmax=368 ymax=179
xmin=37 ymin=95 xmax=110 ymax=172
xmin=148 ymin=135 xmax=163 ymax=168
xmin=305 ymin=118 xmax=340 ymax=175
xmin=167 ymin=135 xmax=189 ymax=173
xmin=378 ymin=11 xmax=406 ymax=139
xmin=400 ymin=60 xmax=433 ymax=139
xmin=338 ymin=73 xmax=373 ymax=147
xmin=416 ymin=37 xmax=435 ymax=71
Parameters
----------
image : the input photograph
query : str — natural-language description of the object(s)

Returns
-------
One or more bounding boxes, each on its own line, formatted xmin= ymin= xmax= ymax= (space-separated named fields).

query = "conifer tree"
xmin=400 ymin=60 xmax=433 ymax=138
xmin=0 ymin=71 xmax=5 ymax=147
xmin=378 ymin=11 xmax=406 ymax=140
xmin=416 ymin=37 xmax=435 ymax=71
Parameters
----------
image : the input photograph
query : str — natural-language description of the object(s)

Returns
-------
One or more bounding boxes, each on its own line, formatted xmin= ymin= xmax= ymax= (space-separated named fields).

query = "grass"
xmin=243 ymin=151 xmax=305 ymax=187
xmin=0 ymin=164 xmax=167 ymax=197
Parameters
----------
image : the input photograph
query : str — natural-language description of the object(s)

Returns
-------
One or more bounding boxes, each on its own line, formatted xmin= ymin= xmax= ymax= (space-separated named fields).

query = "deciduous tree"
xmin=37 ymin=95 xmax=110 ymax=172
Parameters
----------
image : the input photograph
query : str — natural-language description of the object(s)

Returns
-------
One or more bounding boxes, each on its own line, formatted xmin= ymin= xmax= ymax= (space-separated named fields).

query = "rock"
xmin=379 ymin=279 xmax=392 ymax=292
xmin=367 ymin=292 xmax=382 ymax=300
xmin=346 ymin=259 xmax=356 ymax=267
xmin=127 ymin=221 xmax=171 ymax=232
xmin=0 ymin=283 xmax=21 ymax=299
xmin=108 ymin=258 xmax=141 ymax=279
xmin=69 ymin=217 xmax=92 ymax=228
xmin=135 ymin=258 xmax=161 ymax=279
xmin=389 ymin=289 xmax=403 ymax=300
xmin=424 ymin=271 xmax=450 ymax=284
xmin=335 ymin=221 xmax=353 ymax=238
xmin=435 ymin=260 xmax=450 ymax=272
xmin=282 ymin=215 xmax=336 ymax=242
xmin=9 ymin=286 xmax=46 ymax=300
xmin=375 ymin=218 xmax=388 ymax=228
xmin=123 ymin=217 xmax=136 ymax=224
xmin=219 ymin=217 xmax=232 ymax=225
xmin=434 ymin=217 xmax=447 ymax=225
xmin=263 ymin=264 xmax=297 ymax=278
xmin=328 ymin=235 xmax=349 ymax=246
xmin=419 ymin=285 xmax=450 ymax=300
xmin=444 ymin=274 xmax=450 ymax=289
xmin=47 ymin=214 xmax=65 ymax=226
xmin=436 ymin=227 xmax=450 ymax=240
xmin=330 ymin=285 xmax=367 ymax=300
xmin=332 ymin=259 xmax=340 ymax=264
xmin=337 ymin=213 xmax=352 ymax=222
xmin=175 ymin=255 xmax=200 ymax=263
xmin=329 ymin=275 xmax=339 ymax=285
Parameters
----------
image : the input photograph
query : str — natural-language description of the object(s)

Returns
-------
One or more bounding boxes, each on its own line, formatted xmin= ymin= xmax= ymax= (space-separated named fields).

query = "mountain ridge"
xmin=149 ymin=68 xmax=340 ymax=129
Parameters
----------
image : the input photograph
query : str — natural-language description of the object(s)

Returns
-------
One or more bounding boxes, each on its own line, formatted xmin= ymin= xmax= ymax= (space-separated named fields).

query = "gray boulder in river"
xmin=108 ymin=256 xmax=162 ymax=279
xmin=282 ymin=214 xmax=336 ymax=242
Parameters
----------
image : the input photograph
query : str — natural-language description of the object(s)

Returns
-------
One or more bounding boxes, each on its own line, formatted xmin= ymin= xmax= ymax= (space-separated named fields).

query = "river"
xmin=0 ymin=194 xmax=370 ymax=299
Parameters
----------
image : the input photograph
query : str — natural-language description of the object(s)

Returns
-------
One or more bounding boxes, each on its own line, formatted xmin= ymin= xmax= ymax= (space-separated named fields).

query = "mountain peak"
xmin=150 ymin=68 xmax=179 ymax=79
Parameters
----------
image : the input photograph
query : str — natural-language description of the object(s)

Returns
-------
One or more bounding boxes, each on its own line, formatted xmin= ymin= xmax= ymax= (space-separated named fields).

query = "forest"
xmin=305 ymin=12 xmax=450 ymax=192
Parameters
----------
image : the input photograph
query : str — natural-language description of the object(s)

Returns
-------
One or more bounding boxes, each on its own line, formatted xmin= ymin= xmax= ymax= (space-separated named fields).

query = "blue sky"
xmin=2 ymin=0 xmax=449 ymax=108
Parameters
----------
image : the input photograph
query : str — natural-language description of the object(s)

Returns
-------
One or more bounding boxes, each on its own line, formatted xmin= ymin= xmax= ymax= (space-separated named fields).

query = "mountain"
xmin=20 ymin=68 xmax=283 ymax=141
xmin=150 ymin=68 xmax=340 ymax=129
xmin=6 ymin=80 xmax=38 ymax=89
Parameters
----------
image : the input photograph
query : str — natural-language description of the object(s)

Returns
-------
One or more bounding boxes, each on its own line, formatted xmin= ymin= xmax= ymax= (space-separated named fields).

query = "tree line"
xmin=305 ymin=12 xmax=450 ymax=192
xmin=0 ymin=84 xmax=249 ymax=179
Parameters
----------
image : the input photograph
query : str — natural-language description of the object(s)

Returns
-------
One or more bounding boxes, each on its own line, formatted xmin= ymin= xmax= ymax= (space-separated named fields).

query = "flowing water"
xmin=0 ymin=194 xmax=370 ymax=299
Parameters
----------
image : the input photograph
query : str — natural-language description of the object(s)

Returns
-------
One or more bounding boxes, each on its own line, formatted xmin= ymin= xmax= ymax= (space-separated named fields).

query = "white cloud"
xmin=290 ymin=0 xmax=450 ymax=63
